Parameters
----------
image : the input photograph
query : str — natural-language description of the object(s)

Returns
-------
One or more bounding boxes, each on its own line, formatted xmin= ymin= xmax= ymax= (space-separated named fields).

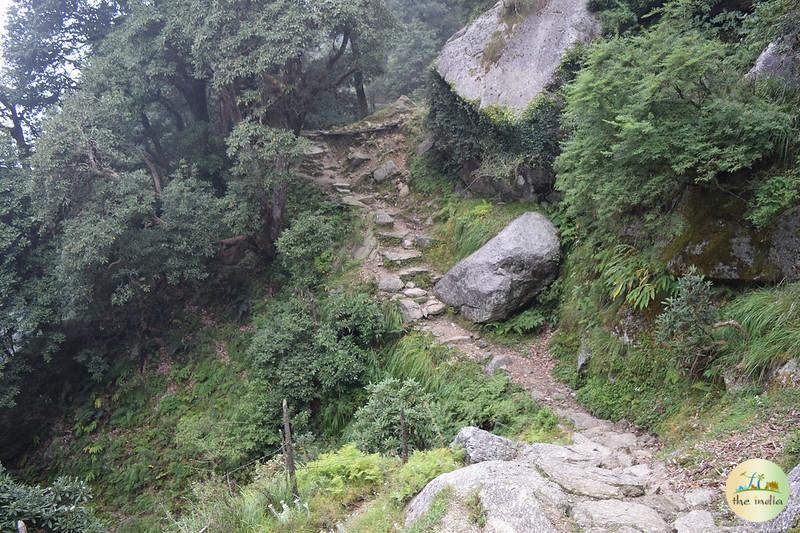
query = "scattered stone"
xmin=347 ymin=148 xmax=370 ymax=168
xmin=413 ymin=235 xmax=438 ymax=249
xmin=684 ymin=487 xmax=718 ymax=508
xmin=573 ymin=499 xmax=669 ymax=532
xmin=335 ymin=187 xmax=351 ymax=194
xmin=416 ymin=135 xmax=434 ymax=156
xmin=476 ymin=339 xmax=489 ymax=349
xmin=333 ymin=181 xmax=350 ymax=188
xmin=376 ymin=230 xmax=407 ymax=244
xmin=402 ymin=239 xmax=414 ymax=249
xmin=375 ymin=211 xmax=394 ymax=226
xmin=434 ymin=212 xmax=560 ymax=323
xmin=398 ymin=266 xmax=432 ymax=282
xmin=303 ymin=142 xmax=326 ymax=155
xmin=373 ymin=160 xmax=400 ymax=182
xmin=404 ymin=287 xmax=428 ymax=298
xmin=674 ymin=510 xmax=716 ymax=533
xmin=624 ymin=464 xmax=652 ymax=479
xmin=378 ymin=275 xmax=404 ymax=292
xmin=484 ymin=354 xmax=512 ymax=375
xmin=381 ymin=250 xmax=422 ymax=263
xmin=405 ymin=281 xmax=416 ymax=289
xmin=398 ymin=182 xmax=410 ymax=198
xmin=451 ymin=427 xmax=520 ymax=464
xmin=398 ymin=299 xmax=423 ymax=323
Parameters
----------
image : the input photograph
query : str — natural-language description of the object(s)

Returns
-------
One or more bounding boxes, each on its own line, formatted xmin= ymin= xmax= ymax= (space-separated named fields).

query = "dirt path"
xmin=299 ymin=110 xmax=754 ymax=532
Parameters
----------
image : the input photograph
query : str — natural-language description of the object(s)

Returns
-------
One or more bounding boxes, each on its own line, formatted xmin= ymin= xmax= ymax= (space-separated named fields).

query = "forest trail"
xmin=299 ymin=104 xmax=742 ymax=532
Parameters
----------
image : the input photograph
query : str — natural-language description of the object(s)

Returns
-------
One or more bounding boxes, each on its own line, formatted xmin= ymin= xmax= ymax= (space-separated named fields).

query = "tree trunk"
xmin=350 ymin=36 xmax=369 ymax=119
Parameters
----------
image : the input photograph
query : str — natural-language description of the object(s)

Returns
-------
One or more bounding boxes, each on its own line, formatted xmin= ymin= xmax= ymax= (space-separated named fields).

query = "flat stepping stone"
xmin=398 ymin=266 xmax=433 ymax=282
xmin=375 ymin=211 xmax=394 ymax=226
xmin=341 ymin=196 xmax=368 ymax=209
xmin=381 ymin=250 xmax=422 ymax=263
xmin=423 ymin=302 xmax=446 ymax=317
xmin=573 ymin=499 xmax=668 ymax=532
xmin=404 ymin=287 xmax=428 ymax=298
xmin=376 ymin=231 xmax=409 ymax=243
xmin=378 ymin=275 xmax=404 ymax=292
xmin=442 ymin=335 xmax=472 ymax=344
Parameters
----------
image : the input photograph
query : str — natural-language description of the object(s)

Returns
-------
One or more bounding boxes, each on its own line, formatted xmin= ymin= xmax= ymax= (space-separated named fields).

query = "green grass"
xmin=405 ymin=487 xmax=453 ymax=533
xmin=718 ymin=282 xmax=800 ymax=380
xmin=425 ymin=199 xmax=540 ymax=272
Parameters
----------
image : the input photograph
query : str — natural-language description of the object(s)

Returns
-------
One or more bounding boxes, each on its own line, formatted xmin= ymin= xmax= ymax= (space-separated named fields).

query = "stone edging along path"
xmin=299 ymin=115 xmax=791 ymax=532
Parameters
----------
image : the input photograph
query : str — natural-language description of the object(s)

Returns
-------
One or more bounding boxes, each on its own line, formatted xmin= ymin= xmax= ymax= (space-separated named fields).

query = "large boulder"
xmin=451 ymin=426 xmax=521 ymax=464
xmin=436 ymin=0 xmax=599 ymax=113
xmin=434 ymin=212 xmax=560 ymax=323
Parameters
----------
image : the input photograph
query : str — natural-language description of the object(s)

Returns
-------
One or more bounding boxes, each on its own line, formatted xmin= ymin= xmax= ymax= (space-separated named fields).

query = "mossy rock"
xmin=663 ymin=190 xmax=800 ymax=283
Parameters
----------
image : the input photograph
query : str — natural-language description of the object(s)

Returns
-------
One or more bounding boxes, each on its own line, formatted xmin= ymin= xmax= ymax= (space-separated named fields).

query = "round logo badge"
xmin=726 ymin=459 xmax=790 ymax=522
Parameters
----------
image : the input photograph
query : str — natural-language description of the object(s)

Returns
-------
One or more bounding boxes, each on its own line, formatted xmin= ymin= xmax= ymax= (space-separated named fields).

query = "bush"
xmin=298 ymin=444 xmax=388 ymax=496
xmin=276 ymin=211 xmax=342 ymax=286
xmin=656 ymin=269 xmax=718 ymax=377
xmin=351 ymin=378 xmax=443 ymax=455
xmin=0 ymin=465 xmax=102 ymax=533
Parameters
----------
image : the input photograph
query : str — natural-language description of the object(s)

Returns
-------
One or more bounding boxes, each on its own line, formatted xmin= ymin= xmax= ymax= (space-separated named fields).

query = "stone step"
xmin=381 ymin=249 xmax=422 ymax=265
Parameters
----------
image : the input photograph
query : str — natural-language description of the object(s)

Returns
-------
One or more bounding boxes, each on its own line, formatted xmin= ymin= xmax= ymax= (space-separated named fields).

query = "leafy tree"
xmin=351 ymin=378 xmax=442 ymax=455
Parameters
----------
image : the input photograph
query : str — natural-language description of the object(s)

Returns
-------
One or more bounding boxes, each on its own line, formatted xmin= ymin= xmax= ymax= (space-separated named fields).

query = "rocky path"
xmin=299 ymin=108 xmax=783 ymax=532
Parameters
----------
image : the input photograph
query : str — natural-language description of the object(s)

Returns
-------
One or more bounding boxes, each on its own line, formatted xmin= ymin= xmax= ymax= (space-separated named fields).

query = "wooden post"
xmin=400 ymin=409 xmax=409 ymax=464
xmin=282 ymin=398 xmax=298 ymax=498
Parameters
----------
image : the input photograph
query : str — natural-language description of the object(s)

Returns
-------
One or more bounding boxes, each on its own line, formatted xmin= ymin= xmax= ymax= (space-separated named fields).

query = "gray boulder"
xmin=573 ymin=499 xmax=669 ymax=532
xmin=451 ymin=427 xmax=520 ymax=464
xmin=404 ymin=460 xmax=571 ymax=532
xmin=747 ymin=36 xmax=799 ymax=87
xmin=373 ymin=160 xmax=400 ymax=182
xmin=436 ymin=0 xmax=599 ymax=113
xmin=434 ymin=212 xmax=560 ymax=323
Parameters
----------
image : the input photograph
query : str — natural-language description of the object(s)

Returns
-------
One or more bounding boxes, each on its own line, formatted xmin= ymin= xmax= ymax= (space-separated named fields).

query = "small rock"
xmin=673 ymin=510 xmax=716 ymax=533
xmin=425 ymin=302 xmax=446 ymax=316
xmin=398 ymin=183 xmax=410 ymax=198
xmin=373 ymin=160 xmax=400 ymax=182
xmin=624 ymin=464 xmax=652 ymax=479
xmin=476 ymin=339 xmax=489 ymax=349
xmin=341 ymin=196 xmax=368 ymax=209
xmin=770 ymin=359 xmax=800 ymax=388
xmin=347 ymin=148 xmax=370 ymax=167
xmin=398 ymin=267 xmax=432 ymax=282
xmin=304 ymin=142 xmax=326 ymax=155
xmin=485 ymin=354 xmax=512 ymax=375
xmin=414 ymin=235 xmax=438 ymax=249
xmin=404 ymin=287 xmax=428 ymax=298
xmin=577 ymin=340 xmax=592 ymax=373
xmin=378 ymin=275 xmax=404 ymax=292
xmin=416 ymin=135 xmax=434 ymax=156
xmin=405 ymin=281 xmax=416 ymax=289
xmin=402 ymin=239 xmax=414 ymax=249
xmin=375 ymin=211 xmax=394 ymax=226
xmin=451 ymin=427 xmax=520 ymax=463
xmin=333 ymin=181 xmax=350 ymax=188
xmin=398 ymin=299 xmax=423 ymax=323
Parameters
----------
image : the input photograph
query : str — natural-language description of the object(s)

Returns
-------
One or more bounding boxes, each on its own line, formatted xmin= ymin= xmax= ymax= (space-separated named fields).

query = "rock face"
xmin=434 ymin=212 xmax=560 ymax=323
xmin=405 ymin=427 xmax=722 ymax=533
xmin=665 ymin=193 xmax=800 ymax=283
xmin=436 ymin=0 xmax=599 ymax=113
xmin=747 ymin=36 xmax=800 ymax=87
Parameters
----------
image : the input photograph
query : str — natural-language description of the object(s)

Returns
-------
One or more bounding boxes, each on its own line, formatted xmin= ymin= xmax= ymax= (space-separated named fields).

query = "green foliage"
xmin=276 ymin=211 xmax=343 ymax=286
xmin=720 ymin=282 xmax=800 ymax=380
xmin=390 ymin=448 xmax=462 ymax=502
xmin=588 ymin=0 xmax=665 ymax=34
xmin=555 ymin=6 xmax=796 ymax=241
xmin=351 ymin=378 xmax=442 ymax=455
xmin=426 ymin=72 xmax=563 ymax=189
xmin=405 ymin=487 xmax=452 ymax=533
xmin=746 ymin=169 xmax=800 ymax=227
xmin=596 ymin=245 xmax=675 ymax=310
xmin=488 ymin=308 xmax=548 ymax=336
xmin=0 ymin=464 xmax=102 ymax=532
xmin=656 ymin=269 xmax=718 ymax=377
xmin=298 ymin=444 xmax=388 ymax=496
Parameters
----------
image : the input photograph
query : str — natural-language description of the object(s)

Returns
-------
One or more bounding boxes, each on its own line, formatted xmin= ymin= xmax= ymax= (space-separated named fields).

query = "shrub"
xmin=0 ymin=465 xmax=102 ymax=533
xmin=276 ymin=211 xmax=344 ymax=286
xmin=351 ymin=378 xmax=443 ymax=455
xmin=297 ymin=444 xmax=388 ymax=496
xmin=596 ymin=245 xmax=675 ymax=311
xmin=656 ymin=269 xmax=717 ymax=377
